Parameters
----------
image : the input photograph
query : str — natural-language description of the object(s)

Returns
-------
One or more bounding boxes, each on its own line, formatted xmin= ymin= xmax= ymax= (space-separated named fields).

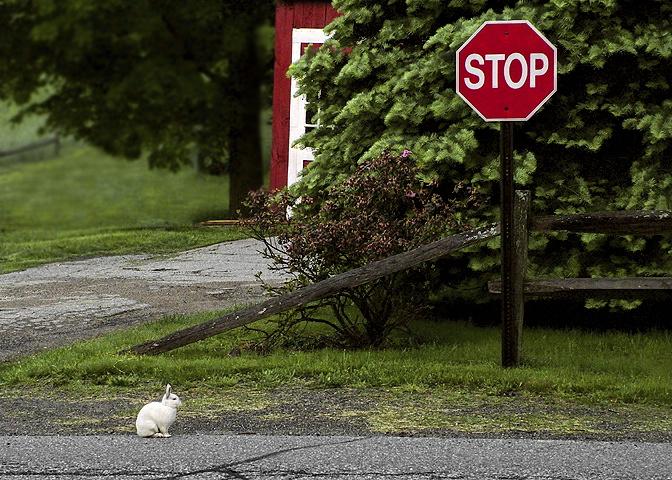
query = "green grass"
xmin=0 ymin=144 xmax=246 ymax=272
xmin=2 ymin=315 xmax=670 ymax=437
xmin=1 ymin=315 xmax=669 ymax=406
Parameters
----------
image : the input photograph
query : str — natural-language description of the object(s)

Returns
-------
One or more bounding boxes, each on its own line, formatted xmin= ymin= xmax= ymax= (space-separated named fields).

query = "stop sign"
xmin=456 ymin=20 xmax=557 ymax=122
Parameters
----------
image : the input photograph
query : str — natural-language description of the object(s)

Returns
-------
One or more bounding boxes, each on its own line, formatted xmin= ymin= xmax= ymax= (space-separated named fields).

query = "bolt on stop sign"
xmin=456 ymin=20 xmax=557 ymax=121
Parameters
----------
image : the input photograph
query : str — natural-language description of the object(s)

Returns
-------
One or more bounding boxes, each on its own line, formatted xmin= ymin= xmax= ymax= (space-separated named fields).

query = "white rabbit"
xmin=135 ymin=384 xmax=182 ymax=438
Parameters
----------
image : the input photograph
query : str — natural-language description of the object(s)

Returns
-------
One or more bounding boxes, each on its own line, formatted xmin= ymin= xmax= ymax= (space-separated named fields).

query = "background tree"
xmin=291 ymin=0 xmax=672 ymax=310
xmin=0 ymin=0 xmax=274 ymax=213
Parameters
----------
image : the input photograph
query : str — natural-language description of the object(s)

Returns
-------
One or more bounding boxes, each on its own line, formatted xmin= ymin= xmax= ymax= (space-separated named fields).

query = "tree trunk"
xmin=228 ymin=29 xmax=264 ymax=217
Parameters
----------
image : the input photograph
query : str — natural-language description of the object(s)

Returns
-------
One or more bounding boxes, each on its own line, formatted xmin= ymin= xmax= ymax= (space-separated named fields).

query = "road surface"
xmin=1 ymin=434 xmax=670 ymax=479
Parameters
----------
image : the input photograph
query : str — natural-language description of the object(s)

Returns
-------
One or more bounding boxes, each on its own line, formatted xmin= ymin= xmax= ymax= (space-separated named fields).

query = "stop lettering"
xmin=456 ymin=21 xmax=557 ymax=121
xmin=463 ymin=53 xmax=549 ymax=90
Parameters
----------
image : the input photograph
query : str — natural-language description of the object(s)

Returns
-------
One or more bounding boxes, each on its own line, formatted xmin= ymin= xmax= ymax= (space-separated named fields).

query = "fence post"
xmin=502 ymin=189 xmax=530 ymax=367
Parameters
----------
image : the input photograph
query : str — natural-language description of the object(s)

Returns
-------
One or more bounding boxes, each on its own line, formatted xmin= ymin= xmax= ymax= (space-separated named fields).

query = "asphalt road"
xmin=0 ymin=238 xmax=286 ymax=360
xmin=1 ymin=434 xmax=671 ymax=479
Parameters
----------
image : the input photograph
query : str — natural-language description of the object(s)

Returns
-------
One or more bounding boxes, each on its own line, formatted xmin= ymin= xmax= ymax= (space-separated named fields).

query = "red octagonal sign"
xmin=456 ymin=20 xmax=557 ymax=122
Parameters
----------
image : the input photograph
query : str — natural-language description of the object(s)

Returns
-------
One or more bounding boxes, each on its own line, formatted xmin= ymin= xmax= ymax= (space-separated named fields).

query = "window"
xmin=288 ymin=28 xmax=329 ymax=186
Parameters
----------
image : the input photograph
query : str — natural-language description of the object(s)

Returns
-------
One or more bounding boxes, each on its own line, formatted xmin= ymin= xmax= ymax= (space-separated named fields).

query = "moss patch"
xmin=1 ymin=384 xmax=671 ymax=440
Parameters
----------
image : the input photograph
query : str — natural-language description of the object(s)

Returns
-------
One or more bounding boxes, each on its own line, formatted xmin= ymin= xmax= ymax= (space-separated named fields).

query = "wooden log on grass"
xmin=126 ymin=223 xmax=499 ymax=355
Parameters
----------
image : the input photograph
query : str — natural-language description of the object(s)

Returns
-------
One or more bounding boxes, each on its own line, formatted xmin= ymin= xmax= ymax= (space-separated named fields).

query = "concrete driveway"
xmin=0 ymin=239 xmax=284 ymax=360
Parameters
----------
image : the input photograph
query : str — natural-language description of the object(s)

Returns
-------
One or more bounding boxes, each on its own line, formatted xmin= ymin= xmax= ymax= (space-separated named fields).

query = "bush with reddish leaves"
xmin=245 ymin=151 xmax=482 ymax=348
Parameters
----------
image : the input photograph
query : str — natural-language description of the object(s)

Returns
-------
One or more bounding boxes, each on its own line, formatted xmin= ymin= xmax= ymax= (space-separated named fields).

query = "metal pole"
xmin=500 ymin=121 xmax=517 ymax=367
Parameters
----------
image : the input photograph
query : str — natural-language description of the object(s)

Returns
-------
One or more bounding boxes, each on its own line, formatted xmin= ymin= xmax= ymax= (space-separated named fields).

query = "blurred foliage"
xmin=0 ymin=101 xmax=47 ymax=149
xmin=0 ymin=0 xmax=274 ymax=211
xmin=291 ymin=0 xmax=672 ymax=309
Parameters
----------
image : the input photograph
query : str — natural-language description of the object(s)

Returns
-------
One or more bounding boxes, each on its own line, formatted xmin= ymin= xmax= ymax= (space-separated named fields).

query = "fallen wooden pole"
xmin=125 ymin=223 xmax=499 ymax=355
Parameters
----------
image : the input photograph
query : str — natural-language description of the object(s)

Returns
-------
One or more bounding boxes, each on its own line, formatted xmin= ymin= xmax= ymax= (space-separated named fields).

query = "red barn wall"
xmin=271 ymin=1 xmax=339 ymax=190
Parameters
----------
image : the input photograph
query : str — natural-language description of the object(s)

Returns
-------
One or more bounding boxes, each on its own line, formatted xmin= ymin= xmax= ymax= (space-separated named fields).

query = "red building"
xmin=270 ymin=1 xmax=339 ymax=190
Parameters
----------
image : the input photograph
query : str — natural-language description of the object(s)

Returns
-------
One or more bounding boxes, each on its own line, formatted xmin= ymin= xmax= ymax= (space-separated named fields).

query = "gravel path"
xmin=0 ymin=239 xmax=284 ymax=361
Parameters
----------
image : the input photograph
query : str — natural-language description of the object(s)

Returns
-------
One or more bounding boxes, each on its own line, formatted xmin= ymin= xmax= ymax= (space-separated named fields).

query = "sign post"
xmin=456 ymin=20 xmax=557 ymax=367
xmin=499 ymin=120 xmax=519 ymax=367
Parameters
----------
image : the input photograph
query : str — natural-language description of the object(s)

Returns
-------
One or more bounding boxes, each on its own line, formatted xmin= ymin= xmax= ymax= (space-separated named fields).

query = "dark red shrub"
xmin=245 ymin=151 xmax=482 ymax=347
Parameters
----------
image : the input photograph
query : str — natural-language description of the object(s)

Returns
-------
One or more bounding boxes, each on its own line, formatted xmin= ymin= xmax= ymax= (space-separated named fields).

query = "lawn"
xmin=0 ymin=315 xmax=670 ymax=437
xmin=2 ymin=314 xmax=669 ymax=403
xmin=0 ymin=100 xmax=271 ymax=272
xmin=0 ymin=143 xmax=247 ymax=272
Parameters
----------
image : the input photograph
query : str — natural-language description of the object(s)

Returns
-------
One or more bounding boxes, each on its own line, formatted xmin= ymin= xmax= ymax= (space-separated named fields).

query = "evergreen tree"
xmin=292 ymin=0 xmax=672 ymax=308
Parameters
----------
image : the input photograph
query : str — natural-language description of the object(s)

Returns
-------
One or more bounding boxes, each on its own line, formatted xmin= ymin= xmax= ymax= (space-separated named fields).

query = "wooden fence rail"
xmin=0 ymin=137 xmax=60 ymax=158
xmin=490 ymin=190 xmax=672 ymax=366
xmin=489 ymin=277 xmax=672 ymax=298
xmin=531 ymin=211 xmax=672 ymax=235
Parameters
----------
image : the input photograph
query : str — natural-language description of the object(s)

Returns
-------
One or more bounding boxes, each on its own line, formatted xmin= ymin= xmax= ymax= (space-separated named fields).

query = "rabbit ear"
xmin=165 ymin=384 xmax=172 ymax=396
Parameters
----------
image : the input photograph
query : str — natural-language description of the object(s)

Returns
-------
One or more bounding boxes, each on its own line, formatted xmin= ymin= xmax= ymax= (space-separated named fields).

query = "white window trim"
xmin=288 ymin=28 xmax=330 ymax=186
